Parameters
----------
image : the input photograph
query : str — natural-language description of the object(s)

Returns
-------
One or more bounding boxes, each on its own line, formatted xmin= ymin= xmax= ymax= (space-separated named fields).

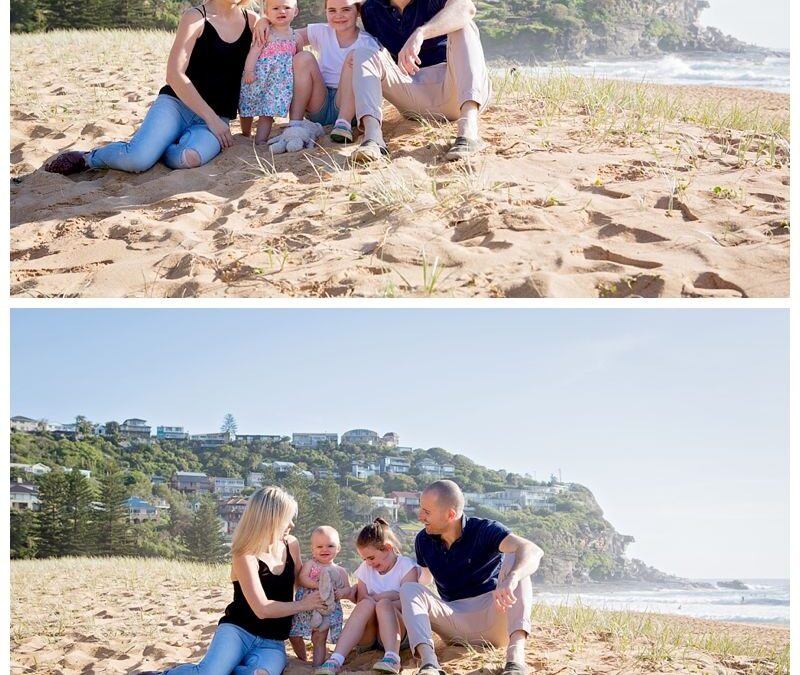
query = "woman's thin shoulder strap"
xmin=194 ymin=4 xmax=206 ymax=18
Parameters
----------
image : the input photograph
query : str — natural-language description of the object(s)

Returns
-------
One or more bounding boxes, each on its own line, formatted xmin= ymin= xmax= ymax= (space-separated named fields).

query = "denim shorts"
xmin=307 ymin=87 xmax=340 ymax=126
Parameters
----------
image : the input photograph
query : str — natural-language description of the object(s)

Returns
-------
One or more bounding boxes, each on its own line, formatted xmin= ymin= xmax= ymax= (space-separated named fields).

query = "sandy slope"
xmin=10 ymin=33 xmax=790 ymax=297
xmin=11 ymin=558 xmax=789 ymax=675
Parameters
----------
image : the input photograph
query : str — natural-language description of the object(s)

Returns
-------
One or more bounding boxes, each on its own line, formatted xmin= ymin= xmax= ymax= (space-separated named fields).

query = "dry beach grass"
xmin=10 ymin=30 xmax=790 ymax=297
xmin=11 ymin=558 xmax=790 ymax=675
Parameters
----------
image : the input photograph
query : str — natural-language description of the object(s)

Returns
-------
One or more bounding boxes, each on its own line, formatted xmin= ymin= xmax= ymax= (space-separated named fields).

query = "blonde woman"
xmin=138 ymin=486 xmax=326 ymax=675
xmin=45 ymin=0 xmax=260 ymax=174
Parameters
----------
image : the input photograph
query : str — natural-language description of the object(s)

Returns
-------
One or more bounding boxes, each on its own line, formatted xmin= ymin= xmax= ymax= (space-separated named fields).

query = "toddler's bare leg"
xmin=311 ymin=629 xmax=329 ymax=666
xmin=254 ymin=116 xmax=274 ymax=144
xmin=240 ymin=116 xmax=253 ymax=136
xmin=290 ymin=635 xmax=308 ymax=661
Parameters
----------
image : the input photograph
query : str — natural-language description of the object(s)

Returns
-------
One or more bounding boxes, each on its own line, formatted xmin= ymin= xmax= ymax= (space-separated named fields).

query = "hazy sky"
xmin=701 ymin=0 xmax=789 ymax=49
xmin=10 ymin=309 xmax=789 ymax=579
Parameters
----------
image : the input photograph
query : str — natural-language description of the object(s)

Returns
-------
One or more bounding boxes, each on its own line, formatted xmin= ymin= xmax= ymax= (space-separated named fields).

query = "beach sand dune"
xmin=10 ymin=32 xmax=790 ymax=297
xmin=11 ymin=558 xmax=789 ymax=675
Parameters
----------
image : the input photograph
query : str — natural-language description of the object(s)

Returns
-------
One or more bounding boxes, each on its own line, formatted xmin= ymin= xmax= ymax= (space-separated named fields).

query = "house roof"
xmin=10 ymin=483 xmax=38 ymax=495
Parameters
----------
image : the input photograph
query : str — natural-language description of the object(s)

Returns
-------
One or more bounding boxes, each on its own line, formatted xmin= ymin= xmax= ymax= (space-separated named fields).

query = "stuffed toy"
xmin=310 ymin=565 xmax=337 ymax=632
xmin=268 ymin=121 xmax=324 ymax=154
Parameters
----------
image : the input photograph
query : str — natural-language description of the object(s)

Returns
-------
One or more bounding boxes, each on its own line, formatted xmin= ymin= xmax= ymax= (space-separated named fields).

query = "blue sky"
xmin=10 ymin=309 xmax=789 ymax=579
xmin=701 ymin=0 xmax=789 ymax=49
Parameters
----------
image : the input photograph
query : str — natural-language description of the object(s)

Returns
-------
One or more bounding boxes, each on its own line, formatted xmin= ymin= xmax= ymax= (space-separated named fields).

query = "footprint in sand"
xmin=583 ymin=245 xmax=663 ymax=269
xmin=751 ymin=192 xmax=786 ymax=205
xmin=597 ymin=223 xmax=669 ymax=244
xmin=654 ymin=196 xmax=699 ymax=222
xmin=686 ymin=272 xmax=747 ymax=298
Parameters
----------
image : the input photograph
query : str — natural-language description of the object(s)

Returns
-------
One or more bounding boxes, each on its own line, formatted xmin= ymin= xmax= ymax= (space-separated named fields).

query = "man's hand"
xmin=243 ymin=69 xmax=256 ymax=84
xmin=492 ymin=573 xmax=519 ymax=611
xmin=398 ymin=28 xmax=425 ymax=76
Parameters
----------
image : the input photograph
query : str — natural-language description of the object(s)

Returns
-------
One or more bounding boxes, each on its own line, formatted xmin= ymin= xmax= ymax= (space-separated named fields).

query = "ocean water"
xmin=533 ymin=579 xmax=790 ymax=625
xmin=516 ymin=52 xmax=790 ymax=93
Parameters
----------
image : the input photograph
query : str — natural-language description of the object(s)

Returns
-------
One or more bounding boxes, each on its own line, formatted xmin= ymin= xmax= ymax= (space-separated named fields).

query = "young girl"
xmin=290 ymin=526 xmax=356 ymax=665
xmin=239 ymin=0 xmax=304 ymax=144
xmin=314 ymin=519 xmax=418 ymax=675
xmin=250 ymin=0 xmax=381 ymax=144
xmin=137 ymin=486 xmax=325 ymax=675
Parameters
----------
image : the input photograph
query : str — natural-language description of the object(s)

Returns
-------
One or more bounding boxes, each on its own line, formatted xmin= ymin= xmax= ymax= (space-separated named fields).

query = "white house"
xmin=211 ymin=476 xmax=246 ymax=497
xmin=10 ymin=416 xmax=39 ymax=432
xmin=292 ymin=432 xmax=338 ymax=448
xmin=379 ymin=456 xmax=411 ymax=474
xmin=342 ymin=429 xmax=380 ymax=445
xmin=369 ymin=496 xmax=399 ymax=519
xmin=10 ymin=483 xmax=40 ymax=511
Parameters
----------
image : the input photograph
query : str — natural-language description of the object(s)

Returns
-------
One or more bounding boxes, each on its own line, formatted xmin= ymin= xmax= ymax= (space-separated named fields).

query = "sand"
xmin=10 ymin=32 xmax=790 ymax=297
xmin=11 ymin=558 xmax=789 ymax=675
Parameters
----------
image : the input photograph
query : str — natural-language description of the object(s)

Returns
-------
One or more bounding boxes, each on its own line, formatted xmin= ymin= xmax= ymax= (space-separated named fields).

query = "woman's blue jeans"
xmin=86 ymin=94 xmax=227 ymax=173
xmin=163 ymin=623 xmax=288 ymax=675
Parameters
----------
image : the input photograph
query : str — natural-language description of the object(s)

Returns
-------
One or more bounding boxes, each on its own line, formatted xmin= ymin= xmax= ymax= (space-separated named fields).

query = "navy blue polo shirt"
xmin=361 ymin=0 xmax=449 ymax=68
xmin=415 ymin=516 xmax=510 ymax=602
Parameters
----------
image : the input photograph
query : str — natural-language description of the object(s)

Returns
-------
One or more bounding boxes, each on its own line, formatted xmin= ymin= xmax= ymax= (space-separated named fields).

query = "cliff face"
xmin=490 ymin=484 xmax=687 ymax=586
xmin=478 ymin=0 xmax=751 ymax=60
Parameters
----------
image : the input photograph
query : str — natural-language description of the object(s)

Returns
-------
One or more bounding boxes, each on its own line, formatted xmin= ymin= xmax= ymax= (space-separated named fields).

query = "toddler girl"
xmin=240 ymin=0 xmax=305 ymax=143
xmin=291 ymin=526 xmax=356 ymax=666
xmin=314 ymin=518 xmax=418 ymax=675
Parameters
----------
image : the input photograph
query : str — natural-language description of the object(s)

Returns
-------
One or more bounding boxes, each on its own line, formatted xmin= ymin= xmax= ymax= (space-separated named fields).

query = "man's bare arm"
xmin=397 ymin=0 xmax=476 ymax=75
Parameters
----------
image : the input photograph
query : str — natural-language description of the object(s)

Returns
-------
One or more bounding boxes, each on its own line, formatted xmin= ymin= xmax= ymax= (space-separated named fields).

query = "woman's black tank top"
xmin=159 ymin=5 xmax=251 ymax=119
xmin=218 ymin=543 xmax=296 ymax=639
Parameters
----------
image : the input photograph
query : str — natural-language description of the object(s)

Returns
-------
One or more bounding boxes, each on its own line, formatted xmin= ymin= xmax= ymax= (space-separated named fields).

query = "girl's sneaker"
xmin=373 ymin=655 xmax=401 ymax=674
xmin=330 ymin=121 xmax=354 ymax=144
xmin=314 ymin=660 xmax=343 ymax=675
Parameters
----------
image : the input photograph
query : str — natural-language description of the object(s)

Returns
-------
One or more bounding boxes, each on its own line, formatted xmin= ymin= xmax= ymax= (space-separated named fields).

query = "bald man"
xmin=400 ymin=480 xmax=543 ymax=675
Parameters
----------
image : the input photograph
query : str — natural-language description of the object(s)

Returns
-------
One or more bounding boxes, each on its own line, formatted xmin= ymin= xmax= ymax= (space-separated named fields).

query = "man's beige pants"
xmin=351 ymin=22 xmax=492 ymax=125
xmin=399 ymin=558 xmax=533 ymax=654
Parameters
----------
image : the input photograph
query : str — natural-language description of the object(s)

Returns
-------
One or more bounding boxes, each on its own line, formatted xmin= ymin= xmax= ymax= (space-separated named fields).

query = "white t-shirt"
xmin=354 ymin=554 xmax=417 ymax=595
xmin=306 ymin=23 xmax=382 ymax=89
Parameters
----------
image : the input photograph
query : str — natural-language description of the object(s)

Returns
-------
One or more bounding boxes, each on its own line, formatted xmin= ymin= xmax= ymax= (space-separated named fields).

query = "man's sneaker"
xmin=314 ymin=660 xmax=343 ymax=675
xmin=373 ymin=654 xmax=401 ymax=674
xmin=444 ymin=136 xmax=483 ymax=161
xmin=416 ymin=664 xmax=446 ymax=675
xmin=500 ymin=662 xmax=528 ymax=675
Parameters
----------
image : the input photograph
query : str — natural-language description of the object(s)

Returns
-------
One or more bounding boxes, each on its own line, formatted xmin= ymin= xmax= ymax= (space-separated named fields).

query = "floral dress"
xmin=290 ymin=563 xmax=345 ymax=643
xmin=239 ymin=29 xmax=297 ymax=118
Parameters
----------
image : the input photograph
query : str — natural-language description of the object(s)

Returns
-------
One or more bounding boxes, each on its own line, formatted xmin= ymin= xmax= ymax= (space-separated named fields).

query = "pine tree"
xmin=281 ymin=469 xmax=313 ymax=545
xmin=96 ymin=460 xmax=131 ymax=556
xmin=11 ymin=510 xmax=38 ymax=559
xmin=220 ymin=414 xmax=238 ymax=435
xmin=34 ymin=471 xmax=69 ymax=557
xmin=62 ymin=471 xmax=95 ymax=556
xmin=311 ymin=478 xmax=343 ymax=535
xmin=183 ymin=499 xmax=228 ymax=563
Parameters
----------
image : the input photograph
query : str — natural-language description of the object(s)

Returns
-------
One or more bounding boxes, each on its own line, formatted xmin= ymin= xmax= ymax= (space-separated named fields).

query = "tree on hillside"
xmin=311 ymin=478 xmax=343 ymax=535
xmin=62 ymin=471 xmax=95 ymax=555
xmin=75 ymin=415 xmax=94 ymax=436
xmin=220 ymin=414 xmax=238 ymax=435
xmin=10 ymin=510 xmax=38 ymax=559
xmin=281 ymin=469 xmax=313 ymax=544
xmin=34 ymin=471 xmax=69 ymax=557
xmin=96 ymin=460 xmax=131 ymax=556
xmin=105 ymin=421 xmax=120 ymax=441
xmin=183 ymin=499 xmax=228 ymax=563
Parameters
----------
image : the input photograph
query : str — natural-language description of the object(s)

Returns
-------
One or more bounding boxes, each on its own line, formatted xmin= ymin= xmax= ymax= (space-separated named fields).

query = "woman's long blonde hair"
xmin=231 ymin=486 xmax=297 ymax=556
